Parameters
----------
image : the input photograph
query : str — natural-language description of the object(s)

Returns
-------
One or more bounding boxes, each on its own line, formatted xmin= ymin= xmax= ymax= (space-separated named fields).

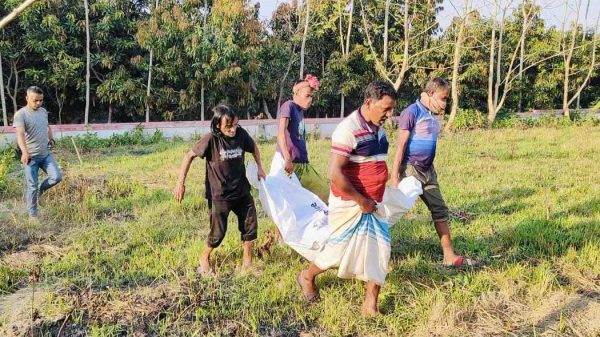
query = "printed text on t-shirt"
xmin=219 ymin=148 xmax=243 ymax=161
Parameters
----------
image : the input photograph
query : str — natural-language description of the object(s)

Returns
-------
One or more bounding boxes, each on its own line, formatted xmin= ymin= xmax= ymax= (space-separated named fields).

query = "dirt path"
xmin=410 ymin=290 xmax=600 ymax=337
xmin=524 ymin=292 xmax=600 ymax=337
xmin=0 ymin=286 xmax=62 ymax=337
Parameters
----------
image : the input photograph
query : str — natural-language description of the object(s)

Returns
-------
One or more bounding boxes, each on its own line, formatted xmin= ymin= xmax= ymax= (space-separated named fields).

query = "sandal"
xmin=445 ymin=255 xmax=479 ymax=268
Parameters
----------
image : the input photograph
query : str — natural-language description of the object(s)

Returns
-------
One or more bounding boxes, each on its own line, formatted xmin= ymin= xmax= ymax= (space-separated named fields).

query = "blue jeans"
xmin=22 ymin=154 xmax=62 ymax=217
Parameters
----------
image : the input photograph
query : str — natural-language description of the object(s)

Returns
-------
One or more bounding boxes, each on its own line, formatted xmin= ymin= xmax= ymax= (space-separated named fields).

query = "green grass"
xmin=1 ymin=126 xmax=599 ymax=336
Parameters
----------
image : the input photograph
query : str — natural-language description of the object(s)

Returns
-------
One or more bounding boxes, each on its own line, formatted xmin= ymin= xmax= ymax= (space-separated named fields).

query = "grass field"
xmin=1 ymin=126 xmax=599 ymax=337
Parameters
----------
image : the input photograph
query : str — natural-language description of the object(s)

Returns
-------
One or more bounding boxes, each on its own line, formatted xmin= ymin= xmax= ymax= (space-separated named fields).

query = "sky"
xmin=255 ymin=0 xmax=600 ymax=31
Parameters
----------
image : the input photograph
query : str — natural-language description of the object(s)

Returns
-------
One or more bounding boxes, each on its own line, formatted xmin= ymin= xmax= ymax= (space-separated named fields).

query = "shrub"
xmin=452 ymin=109 xmax=486 ymax=130
xmin=493 ymin=112 xmax=600 ymax=129
xmin=57 ymin=126 xmax=167 ymax=152
xmin=493 ymin=113 xmax=522 ymax=128
xmin=0 ymin=149 xmax=13 ymax=193
xmin=457 ymin=110 xmax=600 ymax=129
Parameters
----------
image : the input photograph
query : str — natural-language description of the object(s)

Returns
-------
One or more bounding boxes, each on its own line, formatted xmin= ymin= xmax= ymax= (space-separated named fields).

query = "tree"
xmin=137 ymin=0 xmax=205 ymax=120
xmin=145 ymin=0 xmax=158 ymax=123
xmin=269 ymin=1 xmax=302 ymax=110
xmin=83 ymin=0 xmax=90 ymax=124
xmin=91 ymin=0 xmax=149 ymax=122
xmin=137 ymin=0 xmax=264 ymax=120
xmin=561 ymin=0 xmax=599 ymax=118
xmin=299 ymin=0 xmax=311 ymax=79
xmin=0 ymin=51 xmax=7 ymax=126
xmin=445 ymin=0 xmax=471 ymax=131
xmin=17 ymin=1 xmax=85 ymax=123
xmin=0 ymin=0 xmax=39 ymax=30
xmin=2 ymin=0 xmax=600 ymax=125
xmin=359 ymin=0 xmax=443 ymax=91
xmin=97 ymin=66 xmax=144 ymax=123
xmin=518 ymin=0 xmax=530 ymax=112
xmin=0 ymin=0 xmax=34 ymax=115
xmin=340 ymin=0 xmax=354 ymax=117
xmin=485 ymin=0 xmax=553 ymax=125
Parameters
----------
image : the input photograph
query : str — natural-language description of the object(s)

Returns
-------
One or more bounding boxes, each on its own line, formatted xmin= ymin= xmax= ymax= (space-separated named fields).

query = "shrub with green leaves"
xmin=57 ymin=126 xmax=167 ymax=152
xmin=452 ymin=109 xmax=486 ymax=130
xmin=0 ymin=149 xmax=15 ymax=194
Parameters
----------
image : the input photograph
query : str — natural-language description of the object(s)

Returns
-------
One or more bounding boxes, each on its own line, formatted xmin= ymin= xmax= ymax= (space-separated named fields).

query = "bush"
xmin=0 ymin=162 xmax=9 ymax=194
xmin=571 ymin=111 xmax=600 ymax=127
xmin=0 ymin=149 xmax=15 ymax=194
xmin=452 ymin=109 xmax=486 ymax=130
xmin=59 ymin=132 xmax=108 ymax=151
xmin=57 ymin=126 xmax=167 ymax=152
xmin=492 ymin=113 xmax=522 ymax=128
xmin=493 ymin=112 xmax=600 ymax=129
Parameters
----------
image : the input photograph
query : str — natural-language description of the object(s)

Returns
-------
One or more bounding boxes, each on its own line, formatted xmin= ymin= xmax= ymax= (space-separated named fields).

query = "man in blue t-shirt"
xmin=391 ymin=77 xmax=477 ymax=267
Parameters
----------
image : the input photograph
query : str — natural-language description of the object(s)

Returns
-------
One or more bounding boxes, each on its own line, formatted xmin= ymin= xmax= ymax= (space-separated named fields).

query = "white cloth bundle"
xmin=247 ymin=160 xmax=423 ymax=284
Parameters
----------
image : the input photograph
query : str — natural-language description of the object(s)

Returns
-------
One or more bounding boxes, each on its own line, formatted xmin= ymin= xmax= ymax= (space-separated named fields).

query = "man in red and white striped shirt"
xmin=297 ymin=81 xmax=397 ymax=316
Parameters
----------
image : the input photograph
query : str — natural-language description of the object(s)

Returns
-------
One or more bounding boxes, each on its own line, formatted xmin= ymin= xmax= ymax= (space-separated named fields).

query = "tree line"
xmin=1 ymin=0 xmax=598 ymax=129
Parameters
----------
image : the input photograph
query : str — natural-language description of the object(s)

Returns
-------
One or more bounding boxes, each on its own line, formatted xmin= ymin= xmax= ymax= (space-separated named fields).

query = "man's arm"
xmin=277 ymin=117 xmax=293 ymax=174
xmin=174 ymin=150 xmax=197 ymax=203
xmin=16 ymin=127 xmax=29 ymax=165
xmin=48 ymin=126 xmax=55 ymax=143
xmin=391 ymin=130 xmax=411 ymax=187
xmin=329 ymin=153 xmax=376 ymax=213
xmin=47 ymin=126 xmax=56 ymax=148
xmin=251 ymin=143 xmax=266 ymax=180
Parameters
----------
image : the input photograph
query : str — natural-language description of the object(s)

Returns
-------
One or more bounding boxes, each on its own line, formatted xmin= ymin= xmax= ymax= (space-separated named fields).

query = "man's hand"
xmin=48 ymin=138 xmax=56 ymax=149
xmin=174 ymin=182 xmax=186 ymax=203
xmin=358 ymin=197 xmax=376 ymax=214
xmin=20 ymin=151 xmax=30 ymax=165
xmin=257 ymin=166 xmax=266 ymax=181
xmin=284 ymin=158 xmax=294 ymax=175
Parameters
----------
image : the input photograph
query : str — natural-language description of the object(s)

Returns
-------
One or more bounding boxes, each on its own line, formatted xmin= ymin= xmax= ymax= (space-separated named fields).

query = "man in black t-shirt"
xmin=175 ymin=105 xmax=266 ymax=275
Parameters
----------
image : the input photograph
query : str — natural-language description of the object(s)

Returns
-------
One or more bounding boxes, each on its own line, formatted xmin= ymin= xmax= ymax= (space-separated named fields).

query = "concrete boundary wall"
xmin=0 ymin=119 xmax=344 ymax=148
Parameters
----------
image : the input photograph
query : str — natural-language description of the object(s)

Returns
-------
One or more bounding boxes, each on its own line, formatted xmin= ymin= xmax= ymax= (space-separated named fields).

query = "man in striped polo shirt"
xmin=296 ymin=81 xmax=397 ymax=316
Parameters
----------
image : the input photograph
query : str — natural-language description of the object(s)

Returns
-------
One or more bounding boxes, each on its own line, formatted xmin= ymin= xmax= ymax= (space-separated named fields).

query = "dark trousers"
xmin=207 ymin=194 xmax=258 ymax=248
xmin=400 ymin=164 xmax=449 ymax=222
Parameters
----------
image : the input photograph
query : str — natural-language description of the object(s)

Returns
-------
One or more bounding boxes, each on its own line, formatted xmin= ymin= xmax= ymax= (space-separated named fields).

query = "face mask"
xmin=420 ymin=92 xmax=446 ymax=114
xmin=431 ymin=96 xmax=447 ymax=114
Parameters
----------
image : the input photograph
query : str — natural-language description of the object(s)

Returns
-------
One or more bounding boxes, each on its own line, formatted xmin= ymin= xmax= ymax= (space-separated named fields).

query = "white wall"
xmin=0 ymin=119 xmax=343 ymax=149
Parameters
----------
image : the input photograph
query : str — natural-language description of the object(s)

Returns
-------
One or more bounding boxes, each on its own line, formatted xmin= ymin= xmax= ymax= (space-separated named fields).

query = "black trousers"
xmin=206 ymin=194 xmax=258 ymax=248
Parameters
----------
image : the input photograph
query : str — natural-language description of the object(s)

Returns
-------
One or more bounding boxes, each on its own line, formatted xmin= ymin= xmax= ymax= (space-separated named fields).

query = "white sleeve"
xmin=330 ymin=121 xmax=356 ymax=157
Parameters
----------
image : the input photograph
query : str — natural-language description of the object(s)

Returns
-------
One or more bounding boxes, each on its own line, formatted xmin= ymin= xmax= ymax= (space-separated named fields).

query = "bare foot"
xmin=197 ymin=259 xmax=214 ymax=277
xmin=361 ymin=304 xmax=383 ymax=317
xmin=296 ymin=271 xmax=320 ymax=302
xmin=361 ymin=295 xmax=382 ymax=317
xmin=442 ymin=253 xmax=459 ymax=266
xmin=241 ymin=255 xmax=254 ymax=271
xmin=239 ymin=264 xmax=262 ymax=276
xmin=240 ymin=261 xmax=253 ymax=273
